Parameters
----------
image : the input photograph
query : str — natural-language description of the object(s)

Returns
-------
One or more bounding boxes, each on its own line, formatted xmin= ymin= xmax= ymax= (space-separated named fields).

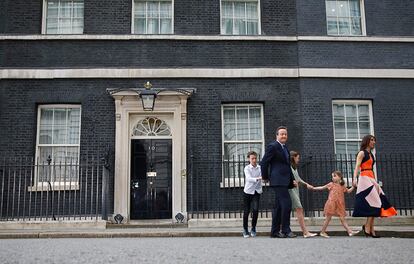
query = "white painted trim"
xmin=360 ymin=0 xmax=367 ymax=36
xmin=297 ymin=36 xmax=414 ymax=42
xmin=0 ymin=68 xmax=299 ymax=79
xmin=111 ymin=93 xmax=190 ymax=221
xmin=41 ymin=0 xmax=47 ymax=34
xmin=2 ymin=68 xmax=414 ymax=79
xmin=2 ymin=34 xmax=414 ymax=42
xmin=299 ymin=68 xmax=414 ymax=78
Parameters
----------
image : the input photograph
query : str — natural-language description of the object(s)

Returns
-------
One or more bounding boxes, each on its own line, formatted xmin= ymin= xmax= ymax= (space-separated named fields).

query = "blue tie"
xmin=282 ymin=145 xmax=289 ymax=161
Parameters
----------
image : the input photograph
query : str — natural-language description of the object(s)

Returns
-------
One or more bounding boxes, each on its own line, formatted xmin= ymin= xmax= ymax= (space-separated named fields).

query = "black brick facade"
xmin=0 ymin=40 xmax=298 ymax=68
xmin=298 ymin=41 xmax=414 ymax=69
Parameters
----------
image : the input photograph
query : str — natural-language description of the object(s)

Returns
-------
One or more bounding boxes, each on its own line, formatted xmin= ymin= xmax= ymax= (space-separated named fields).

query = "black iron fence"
xmin=0 ymin=155 xmax=110 ymax=221
xmin=188 ymin=153 xmax=414 ymax=219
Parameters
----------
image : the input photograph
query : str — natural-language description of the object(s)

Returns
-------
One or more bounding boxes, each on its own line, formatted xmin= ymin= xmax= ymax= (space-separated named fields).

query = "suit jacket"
xmin=260 ymin=141 xmax=294 ymax=188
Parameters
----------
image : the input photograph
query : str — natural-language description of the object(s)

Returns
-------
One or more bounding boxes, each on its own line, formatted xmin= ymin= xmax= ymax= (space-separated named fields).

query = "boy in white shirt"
xmin=242 ymin=151 xmax=263 ymax=238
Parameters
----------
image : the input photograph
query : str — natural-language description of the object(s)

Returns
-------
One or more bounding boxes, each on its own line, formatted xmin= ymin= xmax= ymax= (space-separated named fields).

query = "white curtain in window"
xmin=160 ymin=2 xmax=172 ymax=34
xmin=233 ymin=2 xmax=245 ymax=35
xmin=147 ymin=1 xmax=159 ymax=34
xmin=246 ymin=2 xmax=258 ymax=35
xmin=222 ymin=2 xmax=233 ymax=34
xmin=135 ymin=2 xmax=147 ymax=34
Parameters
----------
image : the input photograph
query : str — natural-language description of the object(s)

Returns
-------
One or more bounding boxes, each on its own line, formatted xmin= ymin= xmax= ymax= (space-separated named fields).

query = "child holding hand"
xmin=310 ymin=170 xmax=360 ymax=238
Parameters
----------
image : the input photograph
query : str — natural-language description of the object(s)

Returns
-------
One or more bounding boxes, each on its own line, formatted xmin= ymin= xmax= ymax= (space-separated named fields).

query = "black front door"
xmin=130 ymin=139 xmax=172 ymax=219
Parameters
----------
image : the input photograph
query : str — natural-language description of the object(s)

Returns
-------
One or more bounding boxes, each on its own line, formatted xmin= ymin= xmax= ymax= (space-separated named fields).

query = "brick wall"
xmin=0 ymin=40 xmax=298 ymax=68
xmin=298 ymin=41 xmax=414 ymax=69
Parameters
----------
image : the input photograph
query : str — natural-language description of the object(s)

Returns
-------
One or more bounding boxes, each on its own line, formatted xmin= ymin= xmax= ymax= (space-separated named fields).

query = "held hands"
xmin=306 ymin=183 xmax=314 ymax=190
xmin=293 ymin=180 xmax=298 ymax=188
xmin=352 ymin=179 xmax=358 ymax=187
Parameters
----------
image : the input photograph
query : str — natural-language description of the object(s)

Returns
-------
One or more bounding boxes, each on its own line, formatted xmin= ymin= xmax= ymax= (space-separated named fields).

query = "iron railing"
xmin=0 ymin=155 xmax=110 ymax=221
xmin=188 ymin=153 xmax=414 ymax=219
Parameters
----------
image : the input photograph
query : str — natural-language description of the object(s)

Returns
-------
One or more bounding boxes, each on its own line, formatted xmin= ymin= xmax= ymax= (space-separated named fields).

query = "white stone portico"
xmin=108 ymin=88 xmax=194 ymax=222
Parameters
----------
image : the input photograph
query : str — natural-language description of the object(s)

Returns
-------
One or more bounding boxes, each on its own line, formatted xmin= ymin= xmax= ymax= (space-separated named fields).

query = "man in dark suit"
xmin=260 ymin=126 xmax=297 ymax=238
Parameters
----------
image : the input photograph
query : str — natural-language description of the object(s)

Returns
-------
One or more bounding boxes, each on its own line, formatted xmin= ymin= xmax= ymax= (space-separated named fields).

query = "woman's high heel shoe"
xmin=362 ymin=225 xmax=370 ymax=237
xmin=370 ymin=232 xmax=381 ymax=238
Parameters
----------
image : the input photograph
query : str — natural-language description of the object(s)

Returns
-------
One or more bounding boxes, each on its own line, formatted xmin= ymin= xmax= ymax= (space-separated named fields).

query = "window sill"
xmin=27 ymin=182 xmax=80 ymax=192
xmin=220 ymin=179 xmax=269 ymax=188
xmin=220 ymin=179 xmax=245 ymax=188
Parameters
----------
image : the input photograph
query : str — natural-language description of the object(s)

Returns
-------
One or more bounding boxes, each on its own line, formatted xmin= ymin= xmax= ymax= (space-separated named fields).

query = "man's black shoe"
xmin=284 ymin=232 xmax=297 ymax=238
xmin=270 ymin=232 xmax=286 ymax=238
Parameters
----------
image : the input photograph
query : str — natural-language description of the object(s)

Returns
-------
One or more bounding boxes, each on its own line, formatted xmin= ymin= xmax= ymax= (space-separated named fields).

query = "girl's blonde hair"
xmin=333 ymin=170 xmax=345 ymax=186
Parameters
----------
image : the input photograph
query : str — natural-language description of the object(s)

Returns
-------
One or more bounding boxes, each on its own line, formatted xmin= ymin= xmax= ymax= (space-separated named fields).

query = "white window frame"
xmin=325 ymin=0 xmax=366 ymax=36
xmin=30 ymin=104 xmax=82 ymax=191
xmin=131 ymin=0 xmax=174 ymax=34
xmin=41 ymin=0 xmax=84 ymax=35
xmin=220 ymin=0 xmax=261 ymax=35
xmin=221 ymin=103 xmax=265 ymax=187
xmin=332 ymin=100 xmax=375 ymax=183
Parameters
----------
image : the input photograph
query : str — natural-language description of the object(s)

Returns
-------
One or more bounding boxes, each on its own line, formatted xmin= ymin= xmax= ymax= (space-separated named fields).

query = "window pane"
xmin=327 ymin=18 xmax=338 ymax=35
xmin=58 ymin=18 xmax=72 ymax=34
xmin=346 ymin=122 xmax=358 ymax=139
xmin=338 ymin=17 xmax=350 ymax=35
xmin=53 ymin=109 xmax=68 ymax=144
xmin=349 ymin=0 xmax=361 ymax=16
xmin=250 ymin=123 xmax=262 ymax=140
xmin=236 ymin=122 xmax=249 ymax=140
xmin=337 ymin=1 xmax=350 ymax=17
xmin=135 ymin=2 xmax=146 ymax=18
xmin=135 ymin=18 xmax=146 ymax=34
xmin=147 ymin=18 xmax=159 ymax=34
xmin=46 ymin=18 xmax=58 ymax=34
xmin=236 ymin=107 xmax=248 ymax=123
xmin=249 ymin=107 xmax=261 ymax=123
xmin=223 ymin=107 xmax=235 ymax=123
xmin=347 ymin=141 xmax=359 ymax=155
xmin=359 ymin=122 xmax=370 ymax=138
xmin=334 ymin=122 xmax=346 ymax=139
xmin=333 ymin=104 xmax=345 ymax=122
xmin=358 ymin=105 xmax=369 ymax=122
xmin=336 ymin=141 xmax=346 ymax=154
xmin=234 ymin=2 xmax=245 ymax=35
xmin=72 ymin=18 xmax=83 ymax=34
xmin=40 ymin=109 xmax=53 ymax=144
xmin=224 ymin=143 xmax=238 ymax=159
xmin=350 ymin=16 xmax=362 ymax=35
xmin=224 ymin=123 xmax=236 ymax=141
xmin=345 ymin=104 xmax=357 ymax=122
xmin=68 ymin=108 xmax=80 ymax=144
xmin=326 ymin=1 xmax=337 ymax=16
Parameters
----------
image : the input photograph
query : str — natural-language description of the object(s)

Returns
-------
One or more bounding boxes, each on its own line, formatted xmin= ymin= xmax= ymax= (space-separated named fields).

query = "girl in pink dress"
xmin=310 ymin=170 xmax=360 ymax=238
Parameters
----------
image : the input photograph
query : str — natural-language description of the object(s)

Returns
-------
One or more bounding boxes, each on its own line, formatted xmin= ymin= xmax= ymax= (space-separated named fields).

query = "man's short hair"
xmin=276 ymin=126 xmax=288 ymax=135
xmin=247 ymin=151 xmax=257 ymax=158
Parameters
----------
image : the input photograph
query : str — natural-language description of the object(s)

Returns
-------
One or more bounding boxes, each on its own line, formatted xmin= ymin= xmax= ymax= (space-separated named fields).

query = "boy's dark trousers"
xmin=243 ymin=191 xmax=261 ymax=231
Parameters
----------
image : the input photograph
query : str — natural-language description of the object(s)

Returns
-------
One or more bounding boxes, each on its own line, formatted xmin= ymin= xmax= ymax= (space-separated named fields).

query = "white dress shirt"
xmin=243 ymin=164 xmax=263 ymax=195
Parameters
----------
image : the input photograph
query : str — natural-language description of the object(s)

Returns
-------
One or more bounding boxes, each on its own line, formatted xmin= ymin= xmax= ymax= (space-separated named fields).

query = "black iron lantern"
xmin=139 ymin=81 xmax=157 ymax=111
